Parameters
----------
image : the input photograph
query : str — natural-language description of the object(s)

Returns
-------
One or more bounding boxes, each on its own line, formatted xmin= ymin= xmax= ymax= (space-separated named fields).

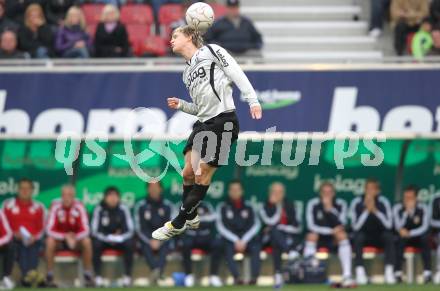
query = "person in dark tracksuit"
xmin=349 ymin=178 xmax=395 ymax=285
xmin=431 ymin=191 xmax=440 ymax=284
xmin=134 ymin=181 xmax=172 ymax=285
xmin=91 ymin=186 xmax=134 ymax=287
xmin=259 ymin=182 xmax=301 ymax=287
xmin=304 ymin=182 xmax=353 ymax=287
xmin=181 ymin=202 xmax=223 ymax=287
xmin=216 ymin=180 xmax=261 ymax=285
xmin=393 ymin=185 xmax=431 ymax=283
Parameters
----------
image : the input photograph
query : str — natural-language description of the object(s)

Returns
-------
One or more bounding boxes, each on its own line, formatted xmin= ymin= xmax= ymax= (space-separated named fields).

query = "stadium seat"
xmin=191 ymin=248 xmax=207 ymax=262
xmin=315 ymin=246 xmax=384 ymax=260
xmin=210 ymin=3 xmax=227 ymax=19
xmin=81 ymin=4 xmax=104 ymax=25
xmin=126 ymin=24 xmax=151 ymax=56
xmin=120 ymin=4 xmax=154 ymax=25
xmin=404 ymin=247 xmax=421 ymax=284
xmin=54 ymin=250 xmax=83 ymax=286
xmin=55 ymin=250 xmax=81 ymax=263
xmin=138 ymin=36 xmax=168 ymax=57
xmin=159 ymin=4 xmax=183 ymax=25
xmin=158 ymin=4 xmax=183 ymax=36
xmin=102 ymin=249 xmax=123 ymax=262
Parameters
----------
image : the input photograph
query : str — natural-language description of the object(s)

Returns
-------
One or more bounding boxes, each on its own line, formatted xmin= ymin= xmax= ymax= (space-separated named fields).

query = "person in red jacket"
xmin=0 ymin=209 xmax=14 ymax=290
xmin=2 ymin=178 xmax=45 ymax=286
xmin=45 ymin=184 xmax=93 ymax=287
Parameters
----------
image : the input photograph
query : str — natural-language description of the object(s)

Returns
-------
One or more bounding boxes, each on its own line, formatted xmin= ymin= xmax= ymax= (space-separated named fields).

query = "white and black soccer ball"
xmin=185 ymin=2 xmax=215 ymax=33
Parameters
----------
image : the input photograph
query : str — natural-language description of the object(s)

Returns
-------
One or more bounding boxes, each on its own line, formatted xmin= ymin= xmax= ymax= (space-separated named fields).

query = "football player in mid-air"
xmin=153 ymin=25 xmax=262 ymax=240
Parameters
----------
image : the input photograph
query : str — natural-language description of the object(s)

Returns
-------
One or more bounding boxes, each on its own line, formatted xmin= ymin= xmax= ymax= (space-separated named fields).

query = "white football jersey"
xmin=179 ymin=44 xmax=259 ymax=122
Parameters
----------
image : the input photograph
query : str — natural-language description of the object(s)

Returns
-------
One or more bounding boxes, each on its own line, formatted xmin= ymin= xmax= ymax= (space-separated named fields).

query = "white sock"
xmin=338 ymin=239 xmax=352 ymax=278
xmin=303 ymin=241 xmax=317 ymax=257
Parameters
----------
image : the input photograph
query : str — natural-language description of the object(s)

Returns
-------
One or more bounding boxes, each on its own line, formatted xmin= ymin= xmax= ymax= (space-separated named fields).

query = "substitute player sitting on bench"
xmin=259 ymin=182 xmax=302 ymax=287
xmin=303 ymin=181 xmax=353 ymax=287
xmin=134 ymin=181 xmax=173 ymax=286
xmin=393 ymin=185 xmax=431 ymax=283
xmin=350 ymin=178 xmax=395 ymax=285
xmin=45 ymin=184 xmax=93 ymax=287
xmin=91 ymin=187 xmax=134 ymax=287
xmin=216 ymin=180 xmax=261 ymax=285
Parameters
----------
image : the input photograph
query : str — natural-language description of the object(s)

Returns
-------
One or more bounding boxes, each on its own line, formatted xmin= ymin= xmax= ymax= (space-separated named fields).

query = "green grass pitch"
xmin=12 ymin=285 xmax=440 ymax=291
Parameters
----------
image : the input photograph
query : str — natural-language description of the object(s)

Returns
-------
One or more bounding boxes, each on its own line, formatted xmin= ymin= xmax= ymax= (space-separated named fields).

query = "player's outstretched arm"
xmin=167 ymin=97 xmax=198 ymax=116
xmin=209 ymin=44 xmax=262 ymax=120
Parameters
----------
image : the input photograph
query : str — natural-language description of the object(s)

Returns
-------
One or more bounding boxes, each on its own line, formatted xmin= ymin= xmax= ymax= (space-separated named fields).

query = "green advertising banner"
xmin=0 ymin=138 xmax=439 ymax=215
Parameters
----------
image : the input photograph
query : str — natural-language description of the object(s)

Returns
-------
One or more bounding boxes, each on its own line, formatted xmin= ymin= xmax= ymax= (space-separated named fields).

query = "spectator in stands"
xmin=134 ymin=181 xmax=172 ymax=286
xmin=0 ymin=30 xmax=29 ymax=58
xmin=204 ymin=0 xmax=262 ymax=55
xmin=181 ymin=201 xmax=223 ymax=287
xmin=431 ymin=0 xmax=440 ymax=54
xmin=94 ymin=4 xmax=129 ymax=57
xmin=391 ymin=0 xmax=429 ymax=56
xmin=432 ymin=0 xmax=440 ymax=28
xmin=0 ymin=209 xmax=14 ymax=290
xmin=411 ymin=18 xmax=433 ymax=60
xmin=217 ymin=180 xmax=261 ymax=285
xmin=45 ymin=185 xmax=94 ymax=287
xmin=18 ymin=3 xmax=54 ymax=58
xmin=91 ymin=186 xmax=134 ymax=287
xmin=369 ymin=0 xmax=391 ymax=37
xmin=0 ymin=0 xmax=18 ymax=33
xmin=45 ymin=0 xmax=77 ymax=26
xmin=2 ymin=178 xmax=45 ymax=287
xmin=55 ymin=6 xmax=91 ymax=58
xmin=303 ymin=182 xmax=353 ymax=287
xmin=259 ymin=182 xmax=301 ymax=288
xmin=393 ymin=185 xmax=431 ymax=283
xmin=350 ymin=178 xmax=395 ymax=285
xmin=431 ymin=191 xmax=440 ymax=284
xmin=5 ymin=0 xmax=46 ymax=24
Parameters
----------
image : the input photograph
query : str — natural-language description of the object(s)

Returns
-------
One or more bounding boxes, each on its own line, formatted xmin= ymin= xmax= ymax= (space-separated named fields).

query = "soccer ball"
xmin=185 ymin=2 xmax=215 ymax=33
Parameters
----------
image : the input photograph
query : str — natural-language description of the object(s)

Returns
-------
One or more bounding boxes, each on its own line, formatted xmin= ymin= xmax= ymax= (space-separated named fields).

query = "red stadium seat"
xmin=138 ymin=36 xmax=168 ymax=57
xmin=55 ymin=250 xmax=81 ymax=258
xmin=126 ymin=24 xmax=151 ymax=56
xmin=159 ymin=4 xmax=183 ymax=26
xmin=210 ymin=3 xmax=228 ymax=19
xmin=404 ymin=246 xmax=421 ymax=254
xmin=191 ymin=248 xmax=208 ymax=256
xmin=102 ymin=249 xmax=123 ymax=257
xmin=126 ymin=24 xmax=151 ymax=44
xmin=363 ymin=246 xmax=383 ymax=254
xmin=263 ymin=246 xmax=273 ymax=254
xmin=82 ymin=4 xmax=104 ymax=25
xmin=120 ymin=4 xmax=154 ymax=25
xmin=190 ymin=248 xmax=207 ymax=261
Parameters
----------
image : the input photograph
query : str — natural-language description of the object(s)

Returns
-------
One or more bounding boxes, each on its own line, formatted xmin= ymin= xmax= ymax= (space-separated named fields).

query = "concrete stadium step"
xmin=241 ymin=0 xmax=356 ymax=6
xmin=241 ymin=6 xmax=361 ymax=21
xmin=263 ymin=51 xmax=383 ymax=62
xmin=264 ymin=36 xmax=376 ymax=51
xmin=255 ymin=21 xmax=368 ymax=37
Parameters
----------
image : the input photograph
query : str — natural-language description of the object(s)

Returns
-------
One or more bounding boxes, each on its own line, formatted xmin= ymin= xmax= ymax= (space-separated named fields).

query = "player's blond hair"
xmin=174 ymin=25 xmax=204 ymax=48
